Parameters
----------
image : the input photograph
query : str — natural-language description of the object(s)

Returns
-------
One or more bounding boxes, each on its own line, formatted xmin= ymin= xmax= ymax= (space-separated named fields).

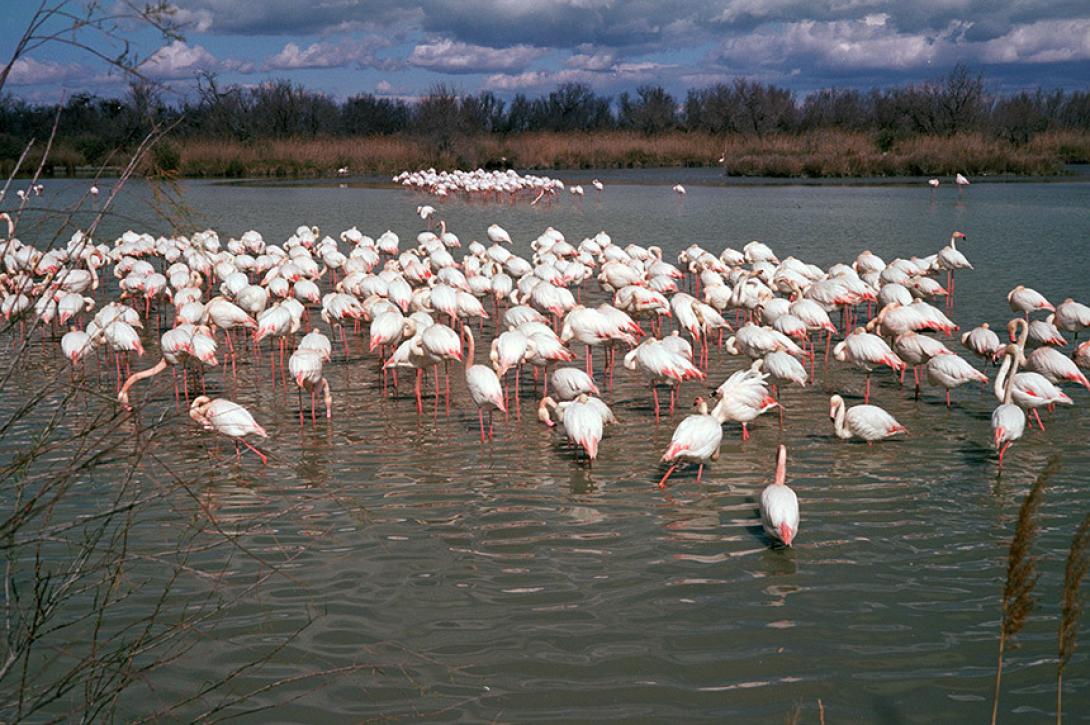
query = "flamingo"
xmin=657 ymin=396 xmax=723 ymax=487
xmin=1000 ymin=319 xmax=1072 ymax=430
xmin=288 ymin=348 xmax=332 ymax=422
xmin=711 ymin=366 xmax=778 ymax=441
xmin=1075 ymin=340 xmax=1090 ymax=371
xmin=1026 ymin=314 xmax=1067 ymax=348
xmin=189 ymin=395 xmax=268 ymax=464
xmin=936 ymin=232 xmax=971 ymax=302
xmin=538 ymin=394 xmax=604 ymax=461
xmin=961 ymin=323 xmax=1002 ymax=365
xmin=928 ymin=178 xmax=940 ymax=189
xmin=624 ymin=337 xmax=705 ymax=420
xmin=1055 ymin=298 xmax=1090 ymax=340
xmin=894 ymin=331 xmax=951 ymax=397
xmin=487 ymin=224 xmax=513 ymax=245
xmin=117 ymin=326 xmax=198 ymax=408
xmin=828 ymin=394 xmax=906 ymax=445
xmin=550 ymin=367 xmax=599 ymax=401
xmin=833 ymin=327 xmax=906 ymax=403
xmin=463 ymin=327 xmax=506 ymax=441
xmin=759 ymin=445 xmax=798 ymax=547
xmin=1024 ymin=346 xmax=1090 ymax=391
xmin=61 ymin=327 xmax=94 ymax=364
xmin=991 ymin=344 xmax=1026 ymax=469
xmin=925 ymin=352 xmax=988 ymax=406
xmin=672 ymin=184 xmax=686 ymax=195
xmin=1008 ymin=285 xmax=1054 ymax=318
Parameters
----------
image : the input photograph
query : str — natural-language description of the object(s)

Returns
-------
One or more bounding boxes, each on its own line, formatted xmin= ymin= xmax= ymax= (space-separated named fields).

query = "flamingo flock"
xmin=393 ymin=168 xmax=566 ymax=201
xmin=3 ymin=200 xmax=1088 ymax=551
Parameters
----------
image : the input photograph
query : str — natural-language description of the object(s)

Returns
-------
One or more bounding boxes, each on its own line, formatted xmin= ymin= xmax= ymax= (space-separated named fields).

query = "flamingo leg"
xmin=652 ymin=385 xmax=660 ymax=422
xmin=415 ymin=368 xmax=423 ymax=414
xmin=1032 ymin=408 xmax=1045 ymax=431
xmin=865 ymin=374 xmax=871 ymax=404
xmin=945 ymin=390 xmax=951 ymax=408
xmin=479 ymin=408 xmax=486 ymax=443
xmin=696 ymin=463 xmax=704 ymax=484
xmin=657 ymin=463 xmax=677 ymax=489
xmin=239 ymin=438 xmax=268 ymax=465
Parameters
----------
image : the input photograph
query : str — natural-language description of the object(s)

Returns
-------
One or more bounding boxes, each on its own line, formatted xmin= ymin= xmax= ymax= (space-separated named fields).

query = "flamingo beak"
xmin=779 ymin=522 xmax=794 ymax=547
xmin=993 ymin=427 xmax=1004 ymax=449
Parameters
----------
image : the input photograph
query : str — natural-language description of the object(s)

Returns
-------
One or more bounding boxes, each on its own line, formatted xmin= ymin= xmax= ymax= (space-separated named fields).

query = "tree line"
xmin=2 ymin=64 xmax=1089 ymax=167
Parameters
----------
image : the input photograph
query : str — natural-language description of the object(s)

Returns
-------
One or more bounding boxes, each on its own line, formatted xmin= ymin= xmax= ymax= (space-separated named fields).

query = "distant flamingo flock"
xmin=393 ymin=168 xmax=567 ymax=202
xmin=2 ymin=191 xmax=1088 ymax=550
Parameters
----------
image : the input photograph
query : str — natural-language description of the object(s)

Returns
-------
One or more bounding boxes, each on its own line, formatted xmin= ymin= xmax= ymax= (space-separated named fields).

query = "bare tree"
xmin=0 ymin=1 xmax=182 ymax=96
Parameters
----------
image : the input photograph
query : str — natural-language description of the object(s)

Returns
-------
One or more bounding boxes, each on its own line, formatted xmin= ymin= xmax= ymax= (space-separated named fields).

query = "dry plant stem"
xmin=991 ymin=458 xmax=1056 ymax=725
xmin=1057 ymin=512 xmax=1090 ymax=724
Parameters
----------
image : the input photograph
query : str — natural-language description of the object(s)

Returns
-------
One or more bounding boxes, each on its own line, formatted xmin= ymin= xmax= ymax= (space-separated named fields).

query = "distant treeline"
xmin=2 ymin=64 xmax=1089 ymax=177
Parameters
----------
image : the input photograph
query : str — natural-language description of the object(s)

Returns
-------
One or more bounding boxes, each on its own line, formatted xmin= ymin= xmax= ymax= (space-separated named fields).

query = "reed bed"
xmin=14 ymin=130 xmax=1088 ymax=179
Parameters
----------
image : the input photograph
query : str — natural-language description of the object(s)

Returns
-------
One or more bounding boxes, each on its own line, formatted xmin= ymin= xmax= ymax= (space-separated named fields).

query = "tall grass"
xmin=152 ymin=130 xmax=1090 ymax=179
xmin=992 ymin=460 xmax=1055 ymax=725
xmin=1057 ymin=512 xmax=1090 ymax=724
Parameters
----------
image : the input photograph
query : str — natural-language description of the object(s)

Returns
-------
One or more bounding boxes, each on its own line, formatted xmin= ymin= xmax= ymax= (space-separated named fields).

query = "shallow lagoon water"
xmin=7 ymin=170 xmax=1090 ymax=721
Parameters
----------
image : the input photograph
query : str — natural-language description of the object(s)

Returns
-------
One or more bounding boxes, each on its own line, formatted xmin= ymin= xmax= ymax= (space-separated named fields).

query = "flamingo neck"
xmin=832 ymin=400 xmax=850 ymax=439
xmin=998 ymin=349 xmax=1020 ymax=404
xmin=774 ymin=447 xmax=786 ymax=485
xmin=1013 ymin=318 xmax=1029 ymax=350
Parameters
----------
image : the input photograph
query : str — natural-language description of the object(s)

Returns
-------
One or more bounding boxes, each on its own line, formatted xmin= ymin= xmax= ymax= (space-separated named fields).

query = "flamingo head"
xmin=993 ymin=426 xmax=1005 ymax=449
xmin=779 ymin=522 xmax=794 ymax=547
xmin=952 ymin=231 xmax=966 ymax=239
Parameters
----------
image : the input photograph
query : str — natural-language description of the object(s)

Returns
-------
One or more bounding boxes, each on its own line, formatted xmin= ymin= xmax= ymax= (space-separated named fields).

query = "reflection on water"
xmin=5 ymin=172 xmax=1090 ymax=720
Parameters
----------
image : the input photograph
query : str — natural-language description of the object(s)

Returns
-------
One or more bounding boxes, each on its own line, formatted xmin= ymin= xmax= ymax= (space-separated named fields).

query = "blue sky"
xmin=3 ymin=1 xmax=1089 ymax=103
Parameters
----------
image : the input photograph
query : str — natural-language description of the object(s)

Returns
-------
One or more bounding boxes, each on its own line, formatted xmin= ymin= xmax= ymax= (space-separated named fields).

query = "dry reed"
xmin=992 ymin=459 xmax=1056 ymax=725
xmin=158 ymin=130 xmax=1090 ymax=179
xmin=1057 ymin=512 xmax=1090 ymax=724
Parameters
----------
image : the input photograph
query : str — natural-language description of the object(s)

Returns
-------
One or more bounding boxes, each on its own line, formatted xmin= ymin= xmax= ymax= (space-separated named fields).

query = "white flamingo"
xmin=658 ymin=396 xmax=723 ymax=487
xmin=189 ymin=395 xmax=268 ymax=464
xmin=759 ymin=444 xmax=798 ymax=547
xmin=992 ymin=344 xmax=1026 ymax=469
xmin=463 ymin=327 xmax=506 ymax=441
xmin=829 ymin=394 xmax=906 ymax=445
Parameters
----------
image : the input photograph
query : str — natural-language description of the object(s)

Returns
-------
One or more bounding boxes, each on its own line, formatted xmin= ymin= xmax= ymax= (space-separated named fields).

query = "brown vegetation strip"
xmin=158 ymin=130 xmax=1090 ymax=179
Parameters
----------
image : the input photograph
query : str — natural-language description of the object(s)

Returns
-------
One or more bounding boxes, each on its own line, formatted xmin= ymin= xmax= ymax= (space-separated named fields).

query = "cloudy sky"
xmin=3 ymin=1 xmax=1089 ymax=103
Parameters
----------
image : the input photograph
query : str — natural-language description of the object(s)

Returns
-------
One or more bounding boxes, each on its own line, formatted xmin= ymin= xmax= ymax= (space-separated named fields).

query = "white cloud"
xmin=717 ymin=18 xmax=950 ymax=70
xmin=139 ymin=40 xmax=220 ymax=79
xmin=977 ymin=19 xmax=1090 ymax=64
xmin=265 ymin=42 xmax=347 ymax=70
xmin=565 ymin=51 xmax=615 ymax=70
xmin=172 ymin=7 xmax=214 ymax=32
xmin=482 ymin=70 xmax=554 ymax=90
xmin=408 ymin=39 xmax=548 ymax=73
xmin=6 ymin=57 xmax=84 ymax=85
